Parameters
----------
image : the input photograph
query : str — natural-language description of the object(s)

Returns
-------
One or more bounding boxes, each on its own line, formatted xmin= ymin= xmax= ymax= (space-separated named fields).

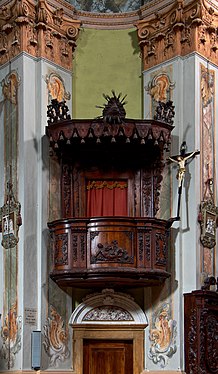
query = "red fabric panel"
xmin=86 ymin=181 xmax=128 ymax=217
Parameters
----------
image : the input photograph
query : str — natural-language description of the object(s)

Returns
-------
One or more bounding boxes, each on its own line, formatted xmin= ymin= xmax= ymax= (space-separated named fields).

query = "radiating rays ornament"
xmin=0 ymin=182 xmax=22 ymax=249
xmin=96 ymin=90 xmax=127 ymax=124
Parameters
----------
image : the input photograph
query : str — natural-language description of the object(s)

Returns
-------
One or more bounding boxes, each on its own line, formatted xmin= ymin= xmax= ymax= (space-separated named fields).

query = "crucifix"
xmin=168 ymin=141 xmax=200 ymax=220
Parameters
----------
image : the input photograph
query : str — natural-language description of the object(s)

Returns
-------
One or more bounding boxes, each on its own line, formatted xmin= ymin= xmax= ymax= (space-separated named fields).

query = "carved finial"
xmin=47 ymin=99 xmax=71 ymax=124
xmin=154 ymin=100 xmax=175 ymax=125
xmin=96 ymin=91 xmax=127 ymax=124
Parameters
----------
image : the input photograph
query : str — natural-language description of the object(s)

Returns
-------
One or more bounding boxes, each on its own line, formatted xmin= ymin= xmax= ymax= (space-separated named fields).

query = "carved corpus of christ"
xmin=168 ymin=143 xmax=200 ymax=220
xmin=168 ymin=149 xmax=200 ymax=188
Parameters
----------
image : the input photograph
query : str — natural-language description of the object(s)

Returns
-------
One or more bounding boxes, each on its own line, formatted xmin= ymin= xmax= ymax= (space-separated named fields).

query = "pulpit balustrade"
xmin=48 ymin=217 xmax=171 ymax=287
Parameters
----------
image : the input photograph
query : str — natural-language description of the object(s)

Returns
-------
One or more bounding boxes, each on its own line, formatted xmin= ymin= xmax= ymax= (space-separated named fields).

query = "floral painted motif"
xmin=146 ymin=72 xmax=175 ymax=119
xmin=146 ymin=73 xmax=175 ymax=103
xmin=148 ymin=303 xmax=177 ymax=368
xmin=0 ymin=303 xmax=22 ymax=369
xmin=43 ymin=305 xmax=69 ymax=367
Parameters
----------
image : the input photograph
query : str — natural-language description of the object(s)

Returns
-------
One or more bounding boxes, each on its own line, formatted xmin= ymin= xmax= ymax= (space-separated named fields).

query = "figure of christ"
xmin=168 ymin=150 xmax=200 ymax=188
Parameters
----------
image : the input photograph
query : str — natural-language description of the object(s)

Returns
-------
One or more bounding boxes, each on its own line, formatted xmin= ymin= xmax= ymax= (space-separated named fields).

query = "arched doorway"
xmin=69 ymin=289 xmax=148 ymax=374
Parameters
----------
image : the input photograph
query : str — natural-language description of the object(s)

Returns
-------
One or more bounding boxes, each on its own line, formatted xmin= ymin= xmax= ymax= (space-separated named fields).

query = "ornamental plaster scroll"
xmin=45 ymin=72 xmax=71 ymax=102
xmin=69 ymin=288 xmax=148 ymax=325
xmin=0 ymin=0 xmax=81 ymax=70
xmin=148 ymin=302 xmax=177 ymax=368
xmin=136 ymin=0 xmax=218 ymax=69
xmin=43 ymin=305 xmax=70 ymax=367
xmin=146 ymin=73 xmax=175 ymax=103
xmin=0 ymin=303 xmax=22 ymax=369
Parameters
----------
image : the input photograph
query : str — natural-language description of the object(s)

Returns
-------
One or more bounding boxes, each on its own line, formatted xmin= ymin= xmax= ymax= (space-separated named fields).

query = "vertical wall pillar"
xmin=0 ymin=0 xmax=80 ymax=371
xmin=136 ymin=0 xmax=218 ymax=371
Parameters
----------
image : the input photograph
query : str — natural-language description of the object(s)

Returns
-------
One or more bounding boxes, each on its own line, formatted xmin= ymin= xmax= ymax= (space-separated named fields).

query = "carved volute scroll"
xmin=0 ymin=0 xmax=81 ymax=69
xmin=136 ymin=0 xmax=218 ymax=69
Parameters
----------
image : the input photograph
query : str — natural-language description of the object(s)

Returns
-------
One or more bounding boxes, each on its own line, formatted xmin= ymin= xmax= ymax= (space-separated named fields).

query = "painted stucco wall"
xmin=72 ymin=28 xmax=142 ymax=119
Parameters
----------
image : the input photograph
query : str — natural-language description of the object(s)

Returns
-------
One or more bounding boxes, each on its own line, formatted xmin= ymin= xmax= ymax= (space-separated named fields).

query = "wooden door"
xmin=83 ymin=339 xmax=133 ymax=374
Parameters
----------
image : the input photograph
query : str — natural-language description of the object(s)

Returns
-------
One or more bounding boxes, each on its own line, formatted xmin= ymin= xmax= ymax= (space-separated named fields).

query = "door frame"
xmin=69 ymin=289 xmax=148 ymax=374
xmin=72 ymin=324 xmax=147 ymax=374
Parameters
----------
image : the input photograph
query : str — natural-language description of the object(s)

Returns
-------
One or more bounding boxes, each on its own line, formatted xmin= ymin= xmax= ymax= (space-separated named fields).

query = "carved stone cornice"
xmin=136 ymin=0 xmax=218 ymax=69
xmin=0 ymin=0 xmax=81 ymax=70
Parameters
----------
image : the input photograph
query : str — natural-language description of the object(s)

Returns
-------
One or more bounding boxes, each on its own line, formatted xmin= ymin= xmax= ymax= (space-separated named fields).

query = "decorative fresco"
xmin=43 ymin=305 xmax=70 ymax=367
xmin=200 ymin=64 xmax=216 ymax=277
xmin=45 ymin=73 xmax=70 ymax=103
xmin=146 ymin=71 xmax=175 ymax=119
xmin=0 ymin=71 xmax=20 ymax=369
xmin=148 ymin=302 xmax=177 ymax=368
xmin=0 ymin=303 xmax=22 ymax=369
xmin=69 ymin=0 xmax=145 ymax=13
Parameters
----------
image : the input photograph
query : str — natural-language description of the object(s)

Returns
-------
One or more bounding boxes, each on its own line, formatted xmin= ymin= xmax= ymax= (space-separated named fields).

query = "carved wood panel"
xmin=184 ymin=290 xmax=218 ymax=374
xmin=88 ymin=228 xmax=135 ymax=267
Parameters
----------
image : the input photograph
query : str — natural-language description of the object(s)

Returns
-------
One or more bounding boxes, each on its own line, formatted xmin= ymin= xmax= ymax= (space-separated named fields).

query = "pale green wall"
xmin=72 ymin=28 xmax=142 ymax=119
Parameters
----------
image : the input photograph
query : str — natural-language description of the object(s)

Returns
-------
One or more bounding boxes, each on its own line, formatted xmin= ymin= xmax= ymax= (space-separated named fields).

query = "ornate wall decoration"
xmin=70 ymin=0 xmax=143 ymax=13
xmin=43 ymin=305 xmax=70 ymax=367
xmin=69 ymin=288 xmax=148 ymax=325
xmin=148 ymin=303 xmax=177 ymax=368
xmin=2 ymin=71 xmax=20 ymax=105
xmin=200 ymin=63 xmax=216 ymax=276
xmin=0 ymin=0 xmax=81 ymax=70
xmin=0 ymin=70 xmax=21 ymax=369
xmin=0 ymin=304 xmax=22 ymax=369
xmin=201 ymin=64 xmax=215 ymax=190
xmin=83 ymin=306 xmax=134 ymax=321
xmin=1 ymin=70 xmax=20 ymax=184
xmin=46 ymin=73 xmax=71 ymax=102
xmin=136 ymin=0 xmax=218 ymax=69
xmin=146 ymin=73 xmax=175 ymax=104
xmin=145 ymin=69 xmax=175 ymax=119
